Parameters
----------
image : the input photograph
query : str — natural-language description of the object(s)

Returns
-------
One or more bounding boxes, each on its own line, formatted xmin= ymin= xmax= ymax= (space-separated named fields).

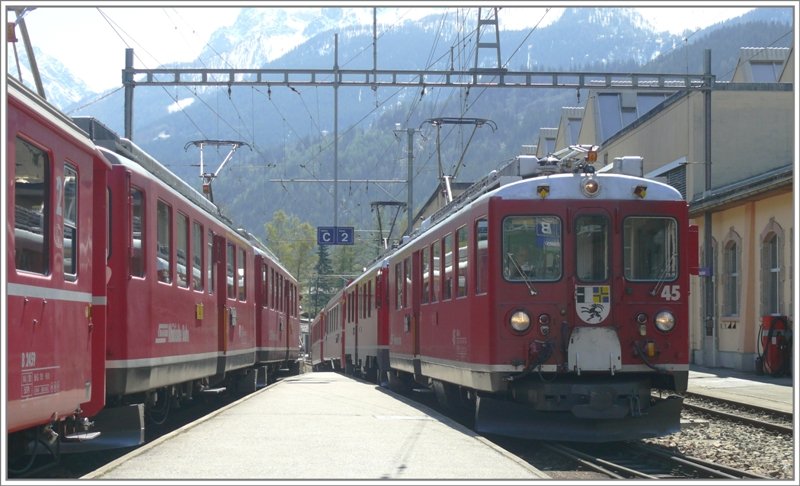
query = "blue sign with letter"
xmin=318 ymin=226 xmax=354 ymax=245
xmin=317 ymin=227 xmax=336 ymax=245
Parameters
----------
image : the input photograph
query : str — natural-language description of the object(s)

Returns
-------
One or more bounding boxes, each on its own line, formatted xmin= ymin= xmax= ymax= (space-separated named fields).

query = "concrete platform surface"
xmin=687 ymin=365 xmax=795 ymax=414
xmin=83 ymin=372 xmax=550 ymax=481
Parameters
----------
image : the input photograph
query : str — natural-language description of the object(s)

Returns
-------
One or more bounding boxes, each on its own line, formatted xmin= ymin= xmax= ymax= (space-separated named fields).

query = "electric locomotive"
xmin=6 ymin=76 xmax=111 ymax=469
xmin=395 ymin=146 xmax=697 ymax=441
xmin=315 ymin=145 xmax=697 ymax=442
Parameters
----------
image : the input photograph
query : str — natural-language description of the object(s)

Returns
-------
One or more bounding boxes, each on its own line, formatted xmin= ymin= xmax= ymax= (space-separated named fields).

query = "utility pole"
xmin=393 ymin=125 xmax=417 ymax=236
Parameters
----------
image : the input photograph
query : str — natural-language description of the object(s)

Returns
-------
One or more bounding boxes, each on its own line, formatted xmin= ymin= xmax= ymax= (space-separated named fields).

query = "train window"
xmin=261 ymin=264 xmax=269 ymax=308
xmin=395 ymin=262 xmax=403 ymax=309
xmin=476 ymin=218 xmax=488 ymax=294
xmin=279 ymin=274 xmax=284 ymax=312
xmin=404 ymin=256 xmax=412 ymax=308
xmin=237 ymin=246 xmax=246 ymax=301
xmin=156 ymin=200 xmax=172 ymax=284
xmin=374 ymin=276 xmax=381 ymax=309
xmin=443 ymin=234 xmax=453 ymax=300
xmin=192 ymin=222 xmax=203 ymax=291
xmin=176 ymin=213 xmax=189 ymax=288
xmin=367 ymin=280 xmax=372 ymax=317
xmin=457 ymin=226 xmax=468 ymax=297
xmin=421 ymin=246 xmax=430 ymax=304
xmin=432 ymin=242 xmax=440 ymax=303
xmin=207 ymin=230 xmax=215 ymax=295
xmin=131 ymin=188 xmax=145 ymax=277
xmin=62 ymin=163 xmax=78 ymax=280
xmin=226 ymin=242 xmax=235 ymax=298
xmin=623 ymin=217 xmax=678 ymax=281
xmin=503 ymin=216 xmax=562 ymax=282
xmin=575 ymin=214 xmax=608 ymax=282
xmin=14 ymin=137 xmax=50 ymax=274
xmin=271 ymin=268 xmax=276 ymax=309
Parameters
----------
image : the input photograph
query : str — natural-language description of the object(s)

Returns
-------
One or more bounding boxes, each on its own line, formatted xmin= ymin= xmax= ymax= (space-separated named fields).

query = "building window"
xmin=701 ymin=238 xmax=718 ymax=337
xmin=761 ymin=220 xmax=785 ymax=316
xmin=722 ymin=233 xmax=741 ymax=317
xmin=751 ymin=61 xmax=782 ymax=82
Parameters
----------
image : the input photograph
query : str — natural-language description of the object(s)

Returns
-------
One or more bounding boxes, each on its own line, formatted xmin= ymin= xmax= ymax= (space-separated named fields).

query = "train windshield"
xmin=502 ymin=216 xmax=562 ymax=282
xmin=624 ymin=217 xmax=678 ymax=281
xmin=575 ymin=214 xmax=609 ymax=282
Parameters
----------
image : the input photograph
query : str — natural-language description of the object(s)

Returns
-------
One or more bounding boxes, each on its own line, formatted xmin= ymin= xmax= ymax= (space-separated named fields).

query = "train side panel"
xmin=6 ymin=78 xmax=109 ymax=435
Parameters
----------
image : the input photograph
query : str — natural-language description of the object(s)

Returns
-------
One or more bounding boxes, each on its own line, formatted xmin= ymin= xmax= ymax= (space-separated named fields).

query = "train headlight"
xmin=581 ymin=178 xmax=600 ymax=197
xmin=510 ymin=311 xmax=531 ymax=333
xmin=654 ymin=311 xmax=676 ymax=332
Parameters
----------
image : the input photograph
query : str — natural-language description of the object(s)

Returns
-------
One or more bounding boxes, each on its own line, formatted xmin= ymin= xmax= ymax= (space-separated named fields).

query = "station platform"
xmin=686 ymin=364 xmax=795 ymax=415
xmin=83 ymin=372 xmax=550 ymax=481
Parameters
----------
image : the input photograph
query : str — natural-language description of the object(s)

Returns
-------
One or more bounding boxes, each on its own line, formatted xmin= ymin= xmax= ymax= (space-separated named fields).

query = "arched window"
xmin=722 ymin=230 xmax=741 ymax=317
xmin=760 ymin=219 xmax=784 ymax=316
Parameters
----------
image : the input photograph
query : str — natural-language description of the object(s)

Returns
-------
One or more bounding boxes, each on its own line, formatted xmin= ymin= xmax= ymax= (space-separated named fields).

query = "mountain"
xmin=8 ymin=46 xmax=91 ymax=109
xmin=11 ymin=7 xmax=794 ymax=250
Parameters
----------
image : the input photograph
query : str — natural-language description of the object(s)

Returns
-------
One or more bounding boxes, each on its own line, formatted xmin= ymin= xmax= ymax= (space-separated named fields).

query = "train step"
xmin=200 ymin=387 xmax=227 ymax=395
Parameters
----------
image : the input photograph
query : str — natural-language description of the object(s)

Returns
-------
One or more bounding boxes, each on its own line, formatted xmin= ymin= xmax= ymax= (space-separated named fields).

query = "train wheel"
xmin=145 ymin=389 xmax=171 ymax=425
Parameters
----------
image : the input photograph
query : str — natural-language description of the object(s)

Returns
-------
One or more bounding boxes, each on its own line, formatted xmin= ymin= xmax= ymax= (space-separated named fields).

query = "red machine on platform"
xmin=312 ymin=146 xmax=699 ymax=442
xmin=758 ymin=315 xmax=791 ymax=377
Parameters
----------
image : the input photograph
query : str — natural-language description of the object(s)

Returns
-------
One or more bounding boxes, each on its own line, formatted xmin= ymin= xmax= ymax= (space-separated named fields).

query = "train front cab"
xmin=475 ymin=173 xmax=695 ymax=442
xmin=6 ymin=77 xmax=110 ymax=461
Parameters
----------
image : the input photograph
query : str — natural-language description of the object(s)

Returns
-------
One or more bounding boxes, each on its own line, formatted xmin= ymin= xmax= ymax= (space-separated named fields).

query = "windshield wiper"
xmin=507 ymin=252 xmax=538 ymax=296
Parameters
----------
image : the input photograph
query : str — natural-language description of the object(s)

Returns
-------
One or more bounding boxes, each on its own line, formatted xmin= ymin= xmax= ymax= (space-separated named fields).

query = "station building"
xmin=564 ymin=46 xmax=795 ymax=373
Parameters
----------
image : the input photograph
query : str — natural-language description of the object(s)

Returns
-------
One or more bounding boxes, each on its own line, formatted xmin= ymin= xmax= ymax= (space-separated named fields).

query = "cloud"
xmin=167 ymin=97 xmax=195 ymax=113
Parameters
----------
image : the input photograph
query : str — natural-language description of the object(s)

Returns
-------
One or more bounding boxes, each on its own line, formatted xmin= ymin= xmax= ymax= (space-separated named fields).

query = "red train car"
xmin=311 ymin=287 xmax=345 ymax=371
xmin=77 ymin=117 xmax=300 ymax=410
xmin=310 ymin=257 xmax=390 ymax=383
xmin=251 ymin=235 xmax=301 ymax=382
xmin=315 ymin=146 xmax=697 ymax=442
xmin=6 ymin=80 xmax=300 ymax=471
xmin=6 ymin=77 xmax=110 ymax=465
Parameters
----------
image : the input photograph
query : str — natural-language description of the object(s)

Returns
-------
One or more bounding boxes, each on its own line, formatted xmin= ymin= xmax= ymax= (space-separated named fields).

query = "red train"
xmin=312 ymin=146 xmax=698 ymax=442
xmin=6 ymin=76 xmax=300 ymax=471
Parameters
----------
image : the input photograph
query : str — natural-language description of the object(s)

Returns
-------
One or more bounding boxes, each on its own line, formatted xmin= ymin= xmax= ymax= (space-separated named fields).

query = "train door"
xmin=213 ymin=234 xmax=228 ymax=375
xmin=353 ymin=285 xmax=360 ymax=375
xmin=568 ymin=207 xmax=621 ymax=373
xmin=340 ymin=295 xmax=347 ymax=370
xmin=410 ymin=252 xmax=421 ymax=364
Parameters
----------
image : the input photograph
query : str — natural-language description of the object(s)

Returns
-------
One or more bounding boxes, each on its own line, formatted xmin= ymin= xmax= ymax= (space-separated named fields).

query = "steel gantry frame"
xmin=121 ymin=45 xmax=714 ymax=233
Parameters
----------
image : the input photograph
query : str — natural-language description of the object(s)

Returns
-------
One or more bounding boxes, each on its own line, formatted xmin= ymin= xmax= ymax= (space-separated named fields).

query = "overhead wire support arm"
xmin=184 ymin=139 xmax=251 ymax=202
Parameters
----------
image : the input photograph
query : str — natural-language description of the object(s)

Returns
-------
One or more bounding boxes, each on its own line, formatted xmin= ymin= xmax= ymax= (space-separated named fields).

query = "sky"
xmin=4 ymin=1 xmax=772 ymax=92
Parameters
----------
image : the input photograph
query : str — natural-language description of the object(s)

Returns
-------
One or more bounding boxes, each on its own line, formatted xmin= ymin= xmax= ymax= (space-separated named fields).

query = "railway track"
xmin=542 ymin=441 xmax=774 ymax=479
xmin=681 ymin=391 xmax=793 ymax=435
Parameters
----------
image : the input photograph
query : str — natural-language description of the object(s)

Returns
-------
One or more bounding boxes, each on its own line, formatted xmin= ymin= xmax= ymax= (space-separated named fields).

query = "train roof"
xmin=7 ymin=76 xmax=110 ymax=162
